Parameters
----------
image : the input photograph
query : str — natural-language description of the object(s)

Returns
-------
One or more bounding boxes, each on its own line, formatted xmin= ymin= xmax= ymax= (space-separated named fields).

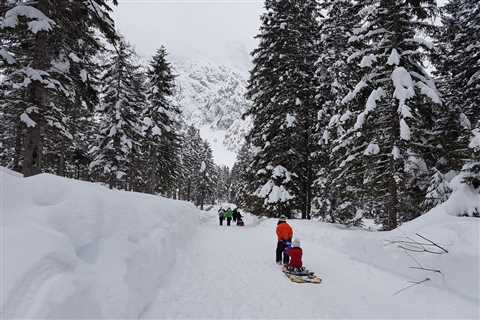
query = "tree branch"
xmin=394 ymin=278 xmax=430 ymax=295
xmin=415 ymin=233 xmax=449 ymax=253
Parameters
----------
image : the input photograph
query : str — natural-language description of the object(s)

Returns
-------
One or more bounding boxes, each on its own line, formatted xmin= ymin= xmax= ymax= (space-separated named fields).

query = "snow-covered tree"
xmin=0 ymin=0 xmax=118 ymax=176
xmin=89 ymin=39 xmax=144 ymax=189
xmin=312 ymin=0 xmax=362 ymax=223
xmin=246 ymin=0 xmax=322 ymax=218
xmin=437 ymin=0 xmax=480 ymax=190
xmin=142 ymin=46 xmax=181 ymax=194
xmin=422 ymin=168 xmax=452 ymax=211
xmin=336 ymin=0 xmax=442 ymax=229
xmin=231 ymin=143 xmax=257 ymax=208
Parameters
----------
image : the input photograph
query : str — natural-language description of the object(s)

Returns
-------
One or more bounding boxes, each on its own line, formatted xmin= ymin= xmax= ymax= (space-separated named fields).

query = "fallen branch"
xmin=408 ymin=266 xmax=442 ymax=274
xmin=398 ymin=244 xmax=444 ymax=255
xmin=415 ymin=233 xmax=449 ymax=253
xmin=394 ymin=278 xmax=431 ymax=295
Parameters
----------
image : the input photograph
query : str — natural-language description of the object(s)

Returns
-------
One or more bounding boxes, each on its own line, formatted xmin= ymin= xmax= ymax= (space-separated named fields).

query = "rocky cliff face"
xmin=172 ymin=58 xmax=252 ymax=153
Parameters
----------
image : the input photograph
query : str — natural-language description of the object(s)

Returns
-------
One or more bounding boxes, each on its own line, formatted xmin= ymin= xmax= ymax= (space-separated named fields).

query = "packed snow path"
xmin=144 ymin=214 xmax=476 ymax=319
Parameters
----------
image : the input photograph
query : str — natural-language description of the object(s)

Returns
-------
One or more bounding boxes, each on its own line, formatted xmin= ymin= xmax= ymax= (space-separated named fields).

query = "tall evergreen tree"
xmin=337 ymin=0 xmax=441 ymax=229
xmin=312 ymin=0 xmax=362 ymax=223
xmin=437 ymin=0 xmax=480 ymax=190
xmin=0 ymin=0 xmax=118 ymax=176
xmin=89 ymin=39 xmax=144 ymax=189
xmin=142 ymin=46 xmax=181 ymax=194
xmin=246 ymin=0 xmax=321 ymax=218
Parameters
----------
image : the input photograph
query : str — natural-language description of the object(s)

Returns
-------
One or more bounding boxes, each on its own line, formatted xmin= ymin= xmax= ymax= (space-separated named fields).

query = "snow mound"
xmin=295 ymin=177 xmax=479 ymax=304
xmin=1 ymin=170 xmax=199 ymax=318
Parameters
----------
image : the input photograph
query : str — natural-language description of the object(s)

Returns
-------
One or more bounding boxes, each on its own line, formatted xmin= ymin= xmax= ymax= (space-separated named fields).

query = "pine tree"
xmin=437 ymin=0 xmax=480 ymax=190
xmin=422 ymin=168 xmax=452 ymax=211
xmin=142 ymin=46 xmax=181 ymax=194
xmin=89 ymin=39 xmax=144 ymax=189
xmin=312 ymin=0 xmax=362 ymax=223
xmin=177 ymin=125 xmax=203 ymax=201
xmin=196 ymin=141 xmax=216 ymax=210
xmin=0 ymin=0 xmax=117 ymax=176
xmin=246 ymin=0 xmax=321 ymax=218
xmin=337 ymin=0 xmax=441 ymax=229
xmin=231 ymin=143 xmax=257 ymax=209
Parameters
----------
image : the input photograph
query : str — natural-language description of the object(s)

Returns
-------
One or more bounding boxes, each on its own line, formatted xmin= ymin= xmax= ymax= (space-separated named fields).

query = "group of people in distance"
xmin=218 ymin=207 xmax=244 ymax=226
xmin=276 ymin=215 xmax=304 ymax=272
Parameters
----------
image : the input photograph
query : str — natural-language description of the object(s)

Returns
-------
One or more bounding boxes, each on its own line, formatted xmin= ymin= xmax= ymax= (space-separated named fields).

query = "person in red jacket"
xmin=286 ymin=238 xmax=304 ymax=272
xmin=276 ymin=216 xmax=293 ymax=265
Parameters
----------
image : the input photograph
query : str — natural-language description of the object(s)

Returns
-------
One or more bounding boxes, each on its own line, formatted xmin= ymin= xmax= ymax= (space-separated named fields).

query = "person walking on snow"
xmin=232 ymin=208 xmax=240 ymax=223
xmin=286 ymin=238 xmax=304 ymax=272
xmin=276 ymin=215 xmax=293 ymax=265
xmin=224 ymin=208 xmax=233 ymax=226
xmin=218 ymin=208 xmax=225 ymax=226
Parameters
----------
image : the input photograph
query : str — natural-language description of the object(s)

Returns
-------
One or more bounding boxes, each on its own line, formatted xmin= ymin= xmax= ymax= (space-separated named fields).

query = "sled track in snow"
xmin=2 ymin=253 xmax=76 ymax=318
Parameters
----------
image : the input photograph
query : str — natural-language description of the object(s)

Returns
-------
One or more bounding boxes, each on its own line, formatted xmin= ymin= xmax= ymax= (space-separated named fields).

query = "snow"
xmin=469 ymin=128 xmax=480 ymax=150
xmin=285 ymin=113 xmax=296 ymax=128
xmin=354 ymin=88 xmax=384 ymax=130
xmin=459 ymin=112 xmax=472 ymax=130
xmin=20 ymin=112 xmax=36 ymax=127
xmin=417 ymin=81 xmax=442 ymax=104
xmin=392 ymin=66 xmax=415 ymax=107
xmin=364 ymin=143 xmax=380 ymax=155
xmin=342 ymin=79 xmax=367 ymax=104
xmin=392 ymin=145 xmax=402 ymax=160
xmin=1 ymin=170 xmax=198 ymax=318
xmin=365 ymin=87 xmax=385 ymax=112
xmin=3 ymin=169 xmax=478 ymax=319
xmin=400 ymin=118 xmax=411 ymax=140
xmin=2 ymin=5 xmax=55 ymax=33
xmin=145 ymin=199 xmax=478 ymax=318
xmin=359 ymin=53 xmax=377 ymax=68
xmin=387 ymin=48 xmax=400 ymax=65
xmin=0 ymin=48 xmax=16 ymax=65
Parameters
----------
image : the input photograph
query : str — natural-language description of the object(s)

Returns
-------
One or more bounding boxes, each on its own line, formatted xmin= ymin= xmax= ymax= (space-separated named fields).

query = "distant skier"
xmin=276 ymin=215 xmax=293 ymax=265
xmin=286 ymin=238 xmax=304 ymax=272
xmin=218 ymin=208 xmax=225 ymax=226
xmin=224 ymin=208 xmax=233 ymax=226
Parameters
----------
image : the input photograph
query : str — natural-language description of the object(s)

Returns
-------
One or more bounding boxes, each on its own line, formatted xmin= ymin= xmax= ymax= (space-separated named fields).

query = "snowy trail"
xmin=144 ymin=215 xmax=475 ymax=319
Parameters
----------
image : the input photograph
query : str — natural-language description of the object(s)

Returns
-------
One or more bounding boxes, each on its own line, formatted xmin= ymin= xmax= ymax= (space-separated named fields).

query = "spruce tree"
xmin=438 ymin=0 xmax=480 ymax=190
xmin=0 ymin=0 xmax=117 ymax=176
xmin=142 ymin=46 xmax=181 ymax=194
xmin=338 ymin=0 xmax=441 ymax=229
xmin=246 ymin=0 xmax=321 ymax=218
xmin=89 ymin=39 xmax=144 ymax=189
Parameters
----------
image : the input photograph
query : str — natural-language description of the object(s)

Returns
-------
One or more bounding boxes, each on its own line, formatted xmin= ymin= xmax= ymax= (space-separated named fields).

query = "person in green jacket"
xmin=224 ymin=208 xmax=233 ymax=226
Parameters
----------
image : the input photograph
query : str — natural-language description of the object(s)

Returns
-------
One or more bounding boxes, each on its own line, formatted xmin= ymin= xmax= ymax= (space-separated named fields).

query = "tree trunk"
xmin=13 ymin=121 xmax=23 ymax=172
xmin=22 ymin=13 xmax=49 ymax=177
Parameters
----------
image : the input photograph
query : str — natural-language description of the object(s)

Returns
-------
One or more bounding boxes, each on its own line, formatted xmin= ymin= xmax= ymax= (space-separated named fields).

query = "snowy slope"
xmin=1 ymin=170 xmax=199 ymax=318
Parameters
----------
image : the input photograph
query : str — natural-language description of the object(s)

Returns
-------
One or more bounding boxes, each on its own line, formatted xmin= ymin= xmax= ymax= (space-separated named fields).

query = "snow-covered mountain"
xmin=171 ymin=56 xmax=253 ymax=165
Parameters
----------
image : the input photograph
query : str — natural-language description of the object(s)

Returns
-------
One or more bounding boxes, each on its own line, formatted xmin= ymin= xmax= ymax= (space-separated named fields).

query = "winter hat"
xmin=279 ymin=215 xmax=287 ymax=221
xmin=292 ymin=238 xmax=301 ymax=248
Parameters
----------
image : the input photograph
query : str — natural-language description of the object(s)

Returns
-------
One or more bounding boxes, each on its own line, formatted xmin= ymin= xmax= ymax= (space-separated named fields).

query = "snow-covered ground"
xmin=2 ymin=168 xmax=479 ymax=319
xmin=145 ymin=207 xmax=478 ymax=319
xmin=1 ymin=168 xmax=198 ymax=318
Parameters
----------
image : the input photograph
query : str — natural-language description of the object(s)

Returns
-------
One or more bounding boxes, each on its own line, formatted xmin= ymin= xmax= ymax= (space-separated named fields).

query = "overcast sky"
xmin=112 ymin=0 xmax=264 ymax=69
xmin=113 ymin=0 xmax=448 ymax=67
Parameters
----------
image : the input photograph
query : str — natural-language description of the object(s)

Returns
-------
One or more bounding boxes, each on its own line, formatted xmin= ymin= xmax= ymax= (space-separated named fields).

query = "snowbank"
xmin=1 ymin=170 xmax=199 ymax=318
xmin=294 ymin=181 xmax=479 ymax=304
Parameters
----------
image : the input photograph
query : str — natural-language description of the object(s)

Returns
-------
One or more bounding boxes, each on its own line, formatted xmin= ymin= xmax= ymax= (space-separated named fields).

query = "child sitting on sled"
xmin=286 ymin=238 xmax=305 ymax=272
